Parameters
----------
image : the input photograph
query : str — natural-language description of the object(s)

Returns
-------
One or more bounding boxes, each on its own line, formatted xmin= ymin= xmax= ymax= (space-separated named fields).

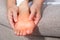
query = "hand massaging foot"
xmin=14 ymin=0 xmax=35 ymax=36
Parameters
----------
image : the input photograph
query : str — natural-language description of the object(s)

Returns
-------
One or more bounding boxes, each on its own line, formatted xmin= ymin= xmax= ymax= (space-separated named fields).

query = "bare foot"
xmin=14 ymin=0 xmax=35 ymax=36
xmin=15 ymin=17 xmax=35 ymax=36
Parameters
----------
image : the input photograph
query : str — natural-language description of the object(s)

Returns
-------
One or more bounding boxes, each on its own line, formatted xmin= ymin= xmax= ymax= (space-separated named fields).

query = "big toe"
xmin=26 ymin=30 xmax=33 ymax=35
xmin=23 ymin=31 xmax=27 ymax=36
xmin=20 ymin=29 xmax=27 ymax=36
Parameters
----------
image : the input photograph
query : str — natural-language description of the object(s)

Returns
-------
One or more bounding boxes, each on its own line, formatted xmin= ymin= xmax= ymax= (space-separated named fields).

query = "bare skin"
xmin=7 ymin=0 xmax=44 ymax=36
xmin=7 ymin=0 xmax=18 ymax=28
xmin=29 ymin=0 xmax=44 ymax=25
xmin=14 ymin=0 xmax=35 ymax=36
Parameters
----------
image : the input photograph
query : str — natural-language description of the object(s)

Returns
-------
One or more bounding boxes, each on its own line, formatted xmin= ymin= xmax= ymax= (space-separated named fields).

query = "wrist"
xmin=32 ymin=3 xmax=41 ymax=9
xmin=7 ymin=0 xmax=16 ymax=8
xmin=33 ymin=2 xmax=43 ymax=9
xmin=33 ymin=0 xmax=44 ymax=7
xmin=7 ymin=4 xmax=16 ymax=9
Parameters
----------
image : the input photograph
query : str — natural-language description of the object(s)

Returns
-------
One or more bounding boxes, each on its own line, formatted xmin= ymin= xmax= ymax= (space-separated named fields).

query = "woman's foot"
xmin=14 ymin=0 xmax=35 ymax=36
xmin=15 ymin=18 xmax=35 ymax=36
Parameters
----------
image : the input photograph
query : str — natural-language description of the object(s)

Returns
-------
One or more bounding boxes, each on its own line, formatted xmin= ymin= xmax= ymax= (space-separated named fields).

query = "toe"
xmin=15 ymin=30 xmax=20 ymax=36
xmin=20 ymin=29 xmax=27 ymax=36
xmin=20 ymin=30 xmax=23 ymax=36
xmin=14 ymin=31 xmax=17 ymax=35
xmin=22 ymin=30 xmax=26 ymax=36
xmin=26 ymin=30 xmax=30 ymax=34
xmin=16 ymin=31 xmax=20 ymax=36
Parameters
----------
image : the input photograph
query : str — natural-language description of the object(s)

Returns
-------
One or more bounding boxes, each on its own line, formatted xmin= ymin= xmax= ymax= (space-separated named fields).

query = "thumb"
xmin=29 ymin=8 xmax=35 ymax=20
xmin=13 ymin=11 xmax=18 ymax=22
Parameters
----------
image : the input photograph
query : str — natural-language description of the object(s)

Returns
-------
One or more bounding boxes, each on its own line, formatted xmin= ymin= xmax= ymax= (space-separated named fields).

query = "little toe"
xmin=14 ymin=31 xmax=17 ymax=35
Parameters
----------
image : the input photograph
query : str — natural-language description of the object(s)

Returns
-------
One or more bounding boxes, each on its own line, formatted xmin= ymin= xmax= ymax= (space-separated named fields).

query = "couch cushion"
xmin=45 ymin=37 xmax=60 ymax=40
xmin=38 ymin=5 xmax=60 ymax=37
xmin=0 ymin=0 xmax=10 ymax=27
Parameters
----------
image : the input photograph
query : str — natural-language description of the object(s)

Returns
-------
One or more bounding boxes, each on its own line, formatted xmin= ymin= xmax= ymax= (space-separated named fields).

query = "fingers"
xmin=12 ymin=10 xmax=18 ymax=22
xmin=29 ymin=8 xmax=36 ymax=20
xmin=34 ymin=11 xmax=41 ymax=25
xmin=8 ymin=11 xmax=14 ymax=29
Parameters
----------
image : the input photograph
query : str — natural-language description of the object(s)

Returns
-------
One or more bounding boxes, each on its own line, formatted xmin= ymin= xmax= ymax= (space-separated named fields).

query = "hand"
xmin=29 ymin=4 xmax=41 ymax=25
xmin=7 ymin=5 xmax=18 ymax=28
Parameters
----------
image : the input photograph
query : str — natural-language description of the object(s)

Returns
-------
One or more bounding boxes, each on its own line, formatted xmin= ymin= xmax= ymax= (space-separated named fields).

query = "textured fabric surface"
xmin=0 ymin=25 xmax=60 ymax=40
xmin=0 ymin=0 xmax=10 ymax=27
xmin=0 ymin=25 xmax=45 ymax=40
xmin=45 ymin=37 xmax=60 ymax=40
xmin=0 ymin=0 xmax=60 ymax=37
xmin=38 ymin=5 xmax=60 ymax=37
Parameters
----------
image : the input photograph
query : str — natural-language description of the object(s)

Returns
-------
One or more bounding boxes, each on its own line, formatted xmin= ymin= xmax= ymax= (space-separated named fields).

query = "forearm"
xmin=7 ymin=0 xmax=16 ymax=8
xmin=33 ymin=0 xmax=44 ymax=8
